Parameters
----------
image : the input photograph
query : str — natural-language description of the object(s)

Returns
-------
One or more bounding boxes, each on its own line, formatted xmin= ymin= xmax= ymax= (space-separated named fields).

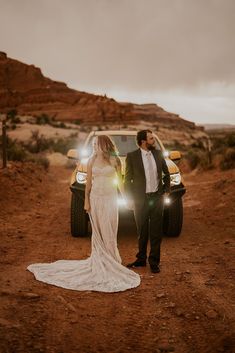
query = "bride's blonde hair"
xmin=93 ymin=135 xmax=121 ymax=168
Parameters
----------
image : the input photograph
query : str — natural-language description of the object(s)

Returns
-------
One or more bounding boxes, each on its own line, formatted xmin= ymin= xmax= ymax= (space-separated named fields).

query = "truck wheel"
xmin=71 ymin=193 xmax=88 ymax=237
xmin=163 ymin=197 xmax=183 ymax=237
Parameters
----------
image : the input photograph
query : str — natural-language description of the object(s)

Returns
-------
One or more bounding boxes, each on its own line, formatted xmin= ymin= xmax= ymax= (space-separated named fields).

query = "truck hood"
xmin=77 ymin=156 xmax=179 ymax=175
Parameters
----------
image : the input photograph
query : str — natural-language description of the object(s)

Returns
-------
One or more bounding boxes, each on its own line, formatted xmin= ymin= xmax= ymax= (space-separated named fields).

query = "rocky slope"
xmin=0 ymin=52 xmax=207 ymax=146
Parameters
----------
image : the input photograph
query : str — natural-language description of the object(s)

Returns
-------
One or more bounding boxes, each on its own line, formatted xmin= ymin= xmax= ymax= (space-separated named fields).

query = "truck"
xmin=67 ymin=130 xmax=186 ymax=237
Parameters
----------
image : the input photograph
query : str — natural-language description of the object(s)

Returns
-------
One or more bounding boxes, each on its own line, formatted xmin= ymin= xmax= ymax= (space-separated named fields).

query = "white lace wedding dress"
xmin=27 ymin=165 xmax=141 ymax=292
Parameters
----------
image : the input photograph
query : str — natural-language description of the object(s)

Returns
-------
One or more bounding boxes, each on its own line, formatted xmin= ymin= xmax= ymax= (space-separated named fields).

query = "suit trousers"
xmin=134 ymin=192 xmax=164 ymax=265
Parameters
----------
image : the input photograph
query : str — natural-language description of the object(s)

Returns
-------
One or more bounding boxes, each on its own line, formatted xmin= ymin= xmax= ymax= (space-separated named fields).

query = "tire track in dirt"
xmin=1 ymin=165 xmax=235 ymax=353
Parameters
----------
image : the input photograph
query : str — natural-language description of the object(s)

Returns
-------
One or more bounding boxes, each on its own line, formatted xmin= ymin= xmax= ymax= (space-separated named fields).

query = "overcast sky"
xmin=1 ymin=0 xmax=235 ymax=125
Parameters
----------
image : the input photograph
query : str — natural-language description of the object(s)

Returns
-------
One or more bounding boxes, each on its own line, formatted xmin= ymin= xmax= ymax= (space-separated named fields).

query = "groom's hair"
xmin=136 ymin=129 xmax=152 ymax=146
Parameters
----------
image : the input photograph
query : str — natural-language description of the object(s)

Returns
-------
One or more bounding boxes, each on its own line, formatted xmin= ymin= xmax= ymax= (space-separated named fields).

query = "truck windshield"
xmin=85 ymin=134 xmax=162 ymax=157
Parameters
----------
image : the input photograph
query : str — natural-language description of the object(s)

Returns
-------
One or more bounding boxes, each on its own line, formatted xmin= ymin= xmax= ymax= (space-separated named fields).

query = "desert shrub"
xmin=184 ymin=150 xmax=200 ymax=169
xmin=226 ymin=134 xmax=235 ymax=147
xmin=24 ymin=130 xmax=51 ymax=153
xmin=50 ymin=120 xmax=68 ymax=128
xmin=0 ymin=136 xmax=27 ymax=162
xmin=0 ymin=135 xmax=50 ymax=169
xmin=23 ymin=131 xmax=78 ymax=155
xmin=190 ymin=139 xmax=205 ymax=150
xmin=211 ymin=132 xmax=235 ymax=151
xmin=51 ymin=137 xmax=78 ymax=154
xmin=219 ymin=148 xmax=235 ymax=170
xmin=212 ymin=137 xmax=226 ymax=152
xmin=7 ymin=143 xmax=27 ymax=161
xmin=79 ymin=125 xmax=90 ymax=132
xmin=36 ymin=114 xmax=51 ymax=125
xmin=35 ymin=115 xmax=71 ymax=129
xmin=58 ymin=122 xmax=66 ymax=128
xmin=26 ymin=155 xmax=50 ymax=170
xmin=7 ymin=109 xmax=17 ymax=120
xmin=6 ymin=109 xmax=21 ymax=124
xmin=10 ymin=116 xmax=21 ymax=124
xmin=184 ymin=149 xmax=212 ymax=170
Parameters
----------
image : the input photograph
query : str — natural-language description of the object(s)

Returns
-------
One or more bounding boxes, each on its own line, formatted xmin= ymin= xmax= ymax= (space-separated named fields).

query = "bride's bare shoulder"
xmin=110 ymin=156 xmax=121 ymax=169
xmin=87 ymin=155 xmax=96 ymax=168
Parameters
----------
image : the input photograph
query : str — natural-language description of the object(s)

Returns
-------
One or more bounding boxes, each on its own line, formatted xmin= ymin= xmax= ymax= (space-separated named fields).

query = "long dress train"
xmin=27 ymin=165 xmax=141 ymax=292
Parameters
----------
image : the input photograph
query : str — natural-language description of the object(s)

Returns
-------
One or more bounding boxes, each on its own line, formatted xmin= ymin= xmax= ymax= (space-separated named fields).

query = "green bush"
xmin=219 ymin=148 xmax=235 ymax=170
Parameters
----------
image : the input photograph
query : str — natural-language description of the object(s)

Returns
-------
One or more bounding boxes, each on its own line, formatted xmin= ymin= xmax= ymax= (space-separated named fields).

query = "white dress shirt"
xmin=140 ymin=148 xmax=158 ymax=193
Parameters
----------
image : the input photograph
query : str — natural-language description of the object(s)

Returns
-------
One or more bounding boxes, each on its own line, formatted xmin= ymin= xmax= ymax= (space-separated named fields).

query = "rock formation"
xmin=0 ymin=52 xmax=209 ymax=147
xmin=0 ymin=52 xmax=198 ymax=130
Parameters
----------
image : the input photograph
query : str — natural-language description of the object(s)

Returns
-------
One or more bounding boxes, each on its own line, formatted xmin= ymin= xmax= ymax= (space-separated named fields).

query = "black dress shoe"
xmin=150 ymin=264 xmax=160 ymax=273
xmin=127 ymin=260 xmax=146 ymax=268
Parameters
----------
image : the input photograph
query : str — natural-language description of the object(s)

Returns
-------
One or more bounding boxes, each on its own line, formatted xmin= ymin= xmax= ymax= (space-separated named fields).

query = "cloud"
xmin=1 ymin=0 xmax=235 ymax=90
xmin=0 ymin=0 xmax=234 ymax=123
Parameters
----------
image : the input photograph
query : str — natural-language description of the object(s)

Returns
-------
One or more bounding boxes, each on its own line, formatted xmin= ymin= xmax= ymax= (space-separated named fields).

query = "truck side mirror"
xmin=169 ymin=150 xmax=181 ymax=161
xmin=67 ymin=149 xmax=79 ymax=160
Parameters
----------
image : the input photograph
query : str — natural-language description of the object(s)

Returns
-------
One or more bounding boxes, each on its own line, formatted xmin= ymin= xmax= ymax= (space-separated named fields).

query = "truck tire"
xmin=71 ymin=193 xmax=88 ymax=237
xmin=163 ymin=197 xmax=183 ymax=237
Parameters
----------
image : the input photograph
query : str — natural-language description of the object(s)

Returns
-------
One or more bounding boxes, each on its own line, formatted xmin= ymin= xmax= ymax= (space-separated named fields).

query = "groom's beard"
xmin=147 ymin=144 xmax=156 ymax=151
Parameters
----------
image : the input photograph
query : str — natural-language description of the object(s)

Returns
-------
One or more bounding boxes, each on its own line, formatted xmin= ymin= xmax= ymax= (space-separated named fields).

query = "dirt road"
xmin=0 ymin=163 xmax=234 ymax=353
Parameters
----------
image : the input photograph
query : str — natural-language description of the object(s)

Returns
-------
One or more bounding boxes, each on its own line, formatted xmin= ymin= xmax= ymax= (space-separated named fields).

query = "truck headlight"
xmin=76 ymin=172 xmax=87 ymax=184
xmin=164 ymin=196 xmax=171 ymax=205
xmin=163 ymin=150 xmax=170 ymax=158
xmin=170 ymin=173 xmax=181 ymax=186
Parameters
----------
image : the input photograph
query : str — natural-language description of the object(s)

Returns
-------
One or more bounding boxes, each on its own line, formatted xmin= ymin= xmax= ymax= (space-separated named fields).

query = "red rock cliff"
xmin=0 ymin=52 xmax=196 ymax=130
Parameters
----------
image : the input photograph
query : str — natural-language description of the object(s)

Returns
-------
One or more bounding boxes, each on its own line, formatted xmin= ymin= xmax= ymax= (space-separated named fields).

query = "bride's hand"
xmin=84 ymin=202 xmax=91 ymax=213
xmin=125 ymin=199 xmax=134 ymax=211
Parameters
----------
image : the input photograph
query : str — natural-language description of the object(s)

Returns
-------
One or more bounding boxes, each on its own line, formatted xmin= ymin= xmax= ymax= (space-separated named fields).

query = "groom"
xmin=124 ymin=129 xmax=170 ymax=273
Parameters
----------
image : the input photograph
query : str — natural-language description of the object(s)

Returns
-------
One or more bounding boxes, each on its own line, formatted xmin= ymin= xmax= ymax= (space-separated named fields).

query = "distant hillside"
xmin=202 ymin=124 xmax=235 ymax=131
xmin=0 ymin=51 xmax=209 ymax=146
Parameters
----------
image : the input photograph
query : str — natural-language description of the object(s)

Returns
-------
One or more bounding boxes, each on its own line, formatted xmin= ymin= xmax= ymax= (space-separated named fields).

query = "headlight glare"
xmin=117 ymin=197 xmax=127 ymax=207
xmin=164 ymin=196 xmax=171 ymax=205
xmin=163 ymin=150 xmax=170 ymax=158
xmin=80 ymin=148 xmax=89 ymax=158
xmin=170 ymin=173 xmax=181 ymax=186
xmin=76 ymin=172 xmax=87 ymax=184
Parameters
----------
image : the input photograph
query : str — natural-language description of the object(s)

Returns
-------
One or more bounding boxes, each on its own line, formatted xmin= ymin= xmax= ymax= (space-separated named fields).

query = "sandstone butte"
xmin=0 ymin=51 xmax=202 ymax=133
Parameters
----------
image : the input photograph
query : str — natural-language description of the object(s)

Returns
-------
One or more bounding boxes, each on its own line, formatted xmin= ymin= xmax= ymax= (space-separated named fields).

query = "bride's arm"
xmin=115 ymin=157 xmax=125 ymax=198
xmin=84 ymin=158 xmax=93 ymax=212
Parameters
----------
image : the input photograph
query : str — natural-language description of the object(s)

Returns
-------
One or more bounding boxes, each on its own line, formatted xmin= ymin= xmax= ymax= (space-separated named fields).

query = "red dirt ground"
xmin=0 ymin=162 xmax=234 ymax=353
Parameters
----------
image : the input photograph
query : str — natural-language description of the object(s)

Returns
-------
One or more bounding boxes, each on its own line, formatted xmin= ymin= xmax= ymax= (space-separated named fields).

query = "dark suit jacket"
xmin=124 ymin=148 xmax=170 ymax=206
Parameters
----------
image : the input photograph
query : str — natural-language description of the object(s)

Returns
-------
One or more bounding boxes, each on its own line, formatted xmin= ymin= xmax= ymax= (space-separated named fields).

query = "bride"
xmin=27 ymin=135 xmax=141 ymax=292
